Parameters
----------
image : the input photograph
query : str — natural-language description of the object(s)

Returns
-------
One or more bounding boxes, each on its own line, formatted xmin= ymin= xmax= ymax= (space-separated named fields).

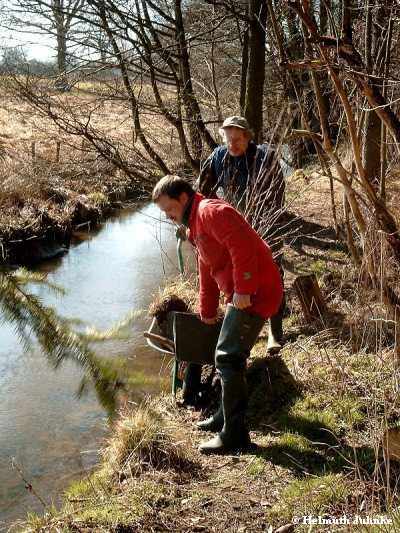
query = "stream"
xmin=0 ymin=203 xmax=190 ymax=527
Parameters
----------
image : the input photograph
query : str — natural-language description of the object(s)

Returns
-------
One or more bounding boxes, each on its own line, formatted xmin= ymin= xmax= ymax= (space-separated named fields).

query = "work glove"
xmin=232 ymin=293 xmax=251 ymax=310
xmin=175 ymin=225 xmax=187 ymax=241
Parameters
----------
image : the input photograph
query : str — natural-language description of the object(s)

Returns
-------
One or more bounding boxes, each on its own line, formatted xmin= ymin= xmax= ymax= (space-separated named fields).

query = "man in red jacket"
xmin=152 ymin=175 xmax=283 ymax=454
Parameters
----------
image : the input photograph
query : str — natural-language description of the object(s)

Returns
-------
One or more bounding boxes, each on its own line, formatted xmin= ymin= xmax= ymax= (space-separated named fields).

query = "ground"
xmin=19 ymin=163 xmax=400 ymax=532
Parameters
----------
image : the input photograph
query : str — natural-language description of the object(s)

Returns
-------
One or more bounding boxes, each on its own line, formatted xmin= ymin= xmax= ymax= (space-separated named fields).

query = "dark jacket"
xmin=197 ymin=141 xmax=285 ymax=214
xmin=187 ymin=192 xmax=283 ymax=320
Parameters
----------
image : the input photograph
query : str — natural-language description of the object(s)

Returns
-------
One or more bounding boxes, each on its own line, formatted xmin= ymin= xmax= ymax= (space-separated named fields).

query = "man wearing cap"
xmin=152 ymin=175 xmax=283 ymax=454
xmin=198 ymin=116 xmax=286 ymax=354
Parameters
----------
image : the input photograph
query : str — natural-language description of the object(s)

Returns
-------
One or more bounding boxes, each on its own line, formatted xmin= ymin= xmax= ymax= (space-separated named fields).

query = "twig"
xmin=11 ymin=457 xmax=48 ymax=509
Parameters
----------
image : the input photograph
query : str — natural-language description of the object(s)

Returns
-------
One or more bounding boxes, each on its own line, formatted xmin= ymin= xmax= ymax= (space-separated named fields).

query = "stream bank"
xmin=0 ymin=180 xmax=150 ymax=266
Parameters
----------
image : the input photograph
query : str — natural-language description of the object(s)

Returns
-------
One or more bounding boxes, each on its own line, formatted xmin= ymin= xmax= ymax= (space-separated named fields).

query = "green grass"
xmin=246 ymin=455 xmax=269 ymax=477
xmin=87 ymin=191 xmax=110 ymax=208
xmin=267 ymin=473 xmax=353 ymax=526
xmin=65 ymin=466 xmax=112 ymax=500
xmin=127 ymin=369 xmax=169 ymax=390
xmin=60 ymin=479 xmax=165 ymax=530
xmin=280 ymin=392 xmax=365 ymax=435
xmin=24 ymin=507 xmax=59 ymax=531
xmin=309 ymin=259 xmax=328 ymax=277
xmin=360 ymin=508 xmax=400 ymax=532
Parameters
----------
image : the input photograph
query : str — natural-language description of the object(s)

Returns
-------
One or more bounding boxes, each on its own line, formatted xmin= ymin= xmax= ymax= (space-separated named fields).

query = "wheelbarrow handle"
xmin=143 ymin=331 xmax=175 ymax=351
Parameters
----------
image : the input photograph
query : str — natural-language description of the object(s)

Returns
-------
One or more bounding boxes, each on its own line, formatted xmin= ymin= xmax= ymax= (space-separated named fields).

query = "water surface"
xmin=0 ymin=203 xmax=190 ymax=527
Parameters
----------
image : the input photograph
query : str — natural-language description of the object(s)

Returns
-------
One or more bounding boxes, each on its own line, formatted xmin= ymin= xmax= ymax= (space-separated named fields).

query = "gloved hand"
xmin=175 ymin=225 xmax=187 ymax=241
xmin=201 ymin=316 xmax=218 ymax=325
xmin=232 ymin=293 xmax=251 ymax=309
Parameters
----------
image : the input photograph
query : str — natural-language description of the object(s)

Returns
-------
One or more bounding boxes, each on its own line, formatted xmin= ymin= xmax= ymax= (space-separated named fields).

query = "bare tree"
xmin=2 ymin=0 xmax=85 ymax=85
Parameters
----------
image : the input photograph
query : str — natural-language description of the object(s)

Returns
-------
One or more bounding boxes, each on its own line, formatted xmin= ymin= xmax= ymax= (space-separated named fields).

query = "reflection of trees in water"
xmin=0 ymin=268 xmax=123 ymax=413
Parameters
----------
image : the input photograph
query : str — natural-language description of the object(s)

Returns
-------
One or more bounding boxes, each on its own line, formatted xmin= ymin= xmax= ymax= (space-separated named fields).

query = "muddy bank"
xmin=0 ymin=184 xmax=150 ymax=266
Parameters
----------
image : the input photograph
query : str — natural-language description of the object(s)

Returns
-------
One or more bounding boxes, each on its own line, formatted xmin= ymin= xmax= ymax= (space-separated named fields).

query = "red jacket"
xmin=187 ymin=193 xmax=283 ymax=320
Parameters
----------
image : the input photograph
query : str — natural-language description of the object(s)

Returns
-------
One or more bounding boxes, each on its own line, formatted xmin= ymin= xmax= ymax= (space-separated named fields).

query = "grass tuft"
xmin=103 ymin=397 xmax=197 ymax=476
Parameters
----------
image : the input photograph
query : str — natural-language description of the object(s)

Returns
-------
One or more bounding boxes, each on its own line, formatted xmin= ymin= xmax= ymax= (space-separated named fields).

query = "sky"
xmin=2 ymin=30 xmax=55 ymax=61
xmin=1 ymin=0 xmax=55 ymax=62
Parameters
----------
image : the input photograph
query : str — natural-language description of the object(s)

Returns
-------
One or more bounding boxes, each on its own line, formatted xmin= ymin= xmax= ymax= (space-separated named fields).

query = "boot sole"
xmin=196 ymin=423 xmax=224 ymax=433
xmin=199 ymin=442 xmax=255 ymax=455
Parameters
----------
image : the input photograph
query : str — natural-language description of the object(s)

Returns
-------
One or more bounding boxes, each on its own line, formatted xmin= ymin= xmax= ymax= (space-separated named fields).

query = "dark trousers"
xmin=215 ymin=305 xmax=265 ymax=443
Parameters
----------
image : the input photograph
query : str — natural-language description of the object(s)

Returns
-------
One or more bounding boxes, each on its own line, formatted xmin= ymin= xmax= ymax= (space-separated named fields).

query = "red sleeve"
xmin=205 ymin=205 xmax=259 ymax=295
xmin=198 ymin=256 xmax=220 ymax=319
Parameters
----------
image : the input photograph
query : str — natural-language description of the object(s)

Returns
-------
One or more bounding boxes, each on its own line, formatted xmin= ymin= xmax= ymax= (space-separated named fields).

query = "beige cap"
xmin=221 ymin=115 xmax=250 ymax=130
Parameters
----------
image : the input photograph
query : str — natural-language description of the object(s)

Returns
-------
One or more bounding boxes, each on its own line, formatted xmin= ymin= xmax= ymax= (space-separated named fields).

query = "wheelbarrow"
xmin=144 ymin=311 xmax=222 ymax=396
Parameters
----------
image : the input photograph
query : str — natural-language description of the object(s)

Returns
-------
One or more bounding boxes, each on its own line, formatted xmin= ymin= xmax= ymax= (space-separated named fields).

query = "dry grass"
xmin=103 ymin=396 xmax=198 ymax=477
xmin=0 ymin=78 xmax=187 ymax=258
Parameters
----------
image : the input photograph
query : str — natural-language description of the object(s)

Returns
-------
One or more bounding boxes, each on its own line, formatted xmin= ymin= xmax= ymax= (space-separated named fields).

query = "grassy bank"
xmin=19 ymin=344 xmax=400 ymax=532
xmin=10 ymin=154 xmax=400 ymax=532
xmin=0 ymin=152 xmax=149 ymax=264
xmin=4 ymin=82 xmax=400 ymax=529
xmin=17 ymin=258 xmax=400 ymax=531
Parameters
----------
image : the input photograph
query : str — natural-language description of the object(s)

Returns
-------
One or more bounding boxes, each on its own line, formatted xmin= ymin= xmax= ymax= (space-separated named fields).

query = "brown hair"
xmin=152 ymin=175 xmax=195 ymax=202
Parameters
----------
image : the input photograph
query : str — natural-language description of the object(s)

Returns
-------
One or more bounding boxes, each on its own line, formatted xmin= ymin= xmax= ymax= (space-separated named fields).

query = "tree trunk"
xmin=243 ymin=0 xmax=267 ymax=143
xmin=293 ymin=274 xmax=328 ymax=320
xmin=174 ymin=0 xmax=216 ymax=160
xmin=363 ymin=103 xmax=382 ymax=184
xmin=363 ymin=0 xmax=383 ymax=185
xmin=53 ymin=0 xmax=68 ymax=85
xmin=56 ymin=28 xmax=68 ymax=86
xmin=240 ymin=27 xmax=249 ymax=115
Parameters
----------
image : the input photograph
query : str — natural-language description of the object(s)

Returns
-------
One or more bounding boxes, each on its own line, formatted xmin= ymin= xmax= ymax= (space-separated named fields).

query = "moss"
xmin=277 ymin=432 xmax=314 ymax=453
xmin=276 ymin=391 xmax=366 ymax=443
xmin=276 ymin=397 xmax=337 ymax=443
xmin=261 ymin=431 xmax=330 ymax=474
xmin=309 ymin=259 xmax=328 ymax=277
xmin=332 ymin=396 xmax=365 ymax=429
xmin=87 ymin=191 xmax=109 ymax=208
xmin=72 ymin=500 xmax=141 ymax=526
xmin=67 ymin=484 xmax=155 ymax=526
xmin=24 ymin=507 xmax=59 ymax=531
xmin=65 ymin=466 xmax=112 ymax=500
xmin=65 ymin=479 xmax=166 ymax=529
xmin=267 ymin=474 xmax=353 ymax=526
xmin=246 ymin=456 xmax=269 ymax=477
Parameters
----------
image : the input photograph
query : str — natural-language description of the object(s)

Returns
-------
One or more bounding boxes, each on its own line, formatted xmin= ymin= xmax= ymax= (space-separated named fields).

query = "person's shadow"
xmin=266 ymin=211 xmax=348 ymax=260
xmin=244 ymin=356 xmax=378 ymax=480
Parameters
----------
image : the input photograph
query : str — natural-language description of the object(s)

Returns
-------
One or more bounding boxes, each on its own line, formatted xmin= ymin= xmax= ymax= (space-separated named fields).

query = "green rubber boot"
xmin=198 ymin=305 xmax=265 ymax=455
xmin=197 ymin=405 xmax=224 ymax=432
xmin=266 ymin=310 xmax=283 ymax=354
